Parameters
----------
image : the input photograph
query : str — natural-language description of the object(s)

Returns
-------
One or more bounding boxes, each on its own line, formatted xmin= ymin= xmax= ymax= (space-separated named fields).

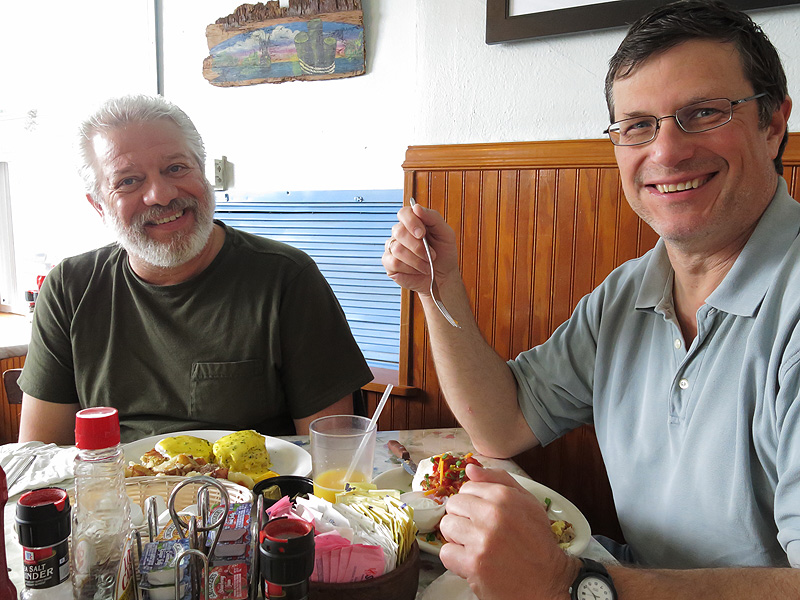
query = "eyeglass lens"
xmin=608 ymin=98 xmax=733 ymax=146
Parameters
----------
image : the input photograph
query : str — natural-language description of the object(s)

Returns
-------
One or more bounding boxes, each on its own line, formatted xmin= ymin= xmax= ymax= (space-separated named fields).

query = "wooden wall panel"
xmin=0 ymin=354 xmax=25 ymax=444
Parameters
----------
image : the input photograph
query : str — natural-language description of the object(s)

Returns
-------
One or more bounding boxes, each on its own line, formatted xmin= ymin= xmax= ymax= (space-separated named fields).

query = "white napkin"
xmin=0 ymin=441 xmax=78 ymax=497
xmin=420 ymin=570 xmax=477 ymax=600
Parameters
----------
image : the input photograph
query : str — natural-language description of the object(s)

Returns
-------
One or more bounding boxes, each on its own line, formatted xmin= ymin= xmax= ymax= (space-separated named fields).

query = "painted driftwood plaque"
xmin=204 ymin=0 xmax=365 ymax=86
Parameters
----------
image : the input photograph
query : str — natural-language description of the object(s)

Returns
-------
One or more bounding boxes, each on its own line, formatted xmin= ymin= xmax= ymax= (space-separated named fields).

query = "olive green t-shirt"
xmin=20 ymin=222 xmax=372 ymax=442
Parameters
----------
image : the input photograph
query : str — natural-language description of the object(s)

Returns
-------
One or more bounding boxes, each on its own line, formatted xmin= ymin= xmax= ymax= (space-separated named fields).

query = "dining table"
xmin=1 ymin=427 xmax=614 ymax=598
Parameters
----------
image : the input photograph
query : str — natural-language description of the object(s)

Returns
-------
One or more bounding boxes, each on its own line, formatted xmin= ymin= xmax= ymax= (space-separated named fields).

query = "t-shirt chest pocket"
xmin=190 ymin=359 xmax=270 ymax=423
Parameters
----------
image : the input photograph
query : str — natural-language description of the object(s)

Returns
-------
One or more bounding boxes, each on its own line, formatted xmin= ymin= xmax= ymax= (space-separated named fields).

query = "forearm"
xmin=609 ymin=563 xmax=800 ymax=599
xmin=419 ymin=277 xmax=538 ymax=458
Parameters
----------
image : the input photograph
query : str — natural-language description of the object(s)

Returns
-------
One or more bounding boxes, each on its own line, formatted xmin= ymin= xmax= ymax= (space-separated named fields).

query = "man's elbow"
xmin=468 ymin=419 xmax=540 ymax=459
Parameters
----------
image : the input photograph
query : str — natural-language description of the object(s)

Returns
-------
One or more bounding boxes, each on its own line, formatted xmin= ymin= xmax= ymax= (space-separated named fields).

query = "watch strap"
xmin=569 ymin=558 xmax=617 ymax=600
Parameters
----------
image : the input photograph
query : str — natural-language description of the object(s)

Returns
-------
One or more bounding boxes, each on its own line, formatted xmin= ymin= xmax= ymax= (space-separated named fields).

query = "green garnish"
xmin=544 ymin=498 xmax=552 ymax=510
xmin=426 ymin=532 xmax=437 ymax=542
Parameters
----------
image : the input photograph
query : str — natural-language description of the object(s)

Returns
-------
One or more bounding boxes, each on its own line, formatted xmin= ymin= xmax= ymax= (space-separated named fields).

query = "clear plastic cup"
xmin=309 ymin=415 xmax=376 ymax=502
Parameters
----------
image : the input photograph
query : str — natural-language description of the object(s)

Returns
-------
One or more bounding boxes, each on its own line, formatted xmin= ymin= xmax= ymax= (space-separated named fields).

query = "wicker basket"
xmin=124 ymin=475 xmax=254 ymax=515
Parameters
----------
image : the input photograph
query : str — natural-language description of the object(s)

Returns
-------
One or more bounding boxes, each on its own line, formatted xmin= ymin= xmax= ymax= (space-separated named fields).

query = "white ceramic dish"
xmin=374 ymin=466 xmax=591 ymax=556
xmin=122 ymin=429 xmax=312 ymax=477
xmin=399 ymin=490 xmax=447 ymax=533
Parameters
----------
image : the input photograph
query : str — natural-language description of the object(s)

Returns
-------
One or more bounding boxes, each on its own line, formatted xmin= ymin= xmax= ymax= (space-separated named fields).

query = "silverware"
xmin=409 ymin=197 xmax=461 ymax=329
xmin=388 ymin=440 xmax=417 ymax=476
xmin=5 ymin=455 xmax=36 ymax=490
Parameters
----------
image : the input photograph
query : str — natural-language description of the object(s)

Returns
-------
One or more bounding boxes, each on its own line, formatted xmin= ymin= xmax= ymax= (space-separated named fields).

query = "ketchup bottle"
xmin=0 ymin=466 xmax=19 ymax=600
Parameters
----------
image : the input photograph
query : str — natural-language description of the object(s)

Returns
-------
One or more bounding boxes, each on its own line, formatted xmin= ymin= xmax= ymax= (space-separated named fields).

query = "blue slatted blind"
xmin=214 ymin=190 xmax=402 ymax=369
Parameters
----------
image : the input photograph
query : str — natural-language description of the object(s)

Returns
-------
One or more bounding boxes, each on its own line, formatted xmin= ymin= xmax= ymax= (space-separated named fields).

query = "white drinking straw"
xmin=343 ymin=383 xmax=393 ymax=483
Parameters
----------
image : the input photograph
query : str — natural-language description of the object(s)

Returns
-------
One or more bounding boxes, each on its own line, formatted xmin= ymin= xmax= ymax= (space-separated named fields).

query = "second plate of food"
xmin=373 ymin=466 xmax=591 ymax=556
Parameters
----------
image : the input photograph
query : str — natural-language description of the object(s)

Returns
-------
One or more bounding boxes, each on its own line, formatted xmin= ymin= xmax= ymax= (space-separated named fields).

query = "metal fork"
xmin=409 ymin=197 xmax=461 ymax=328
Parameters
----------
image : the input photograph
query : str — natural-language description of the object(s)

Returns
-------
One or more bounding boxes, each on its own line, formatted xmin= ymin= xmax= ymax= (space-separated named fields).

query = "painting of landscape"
xmin=204 ymin=15 xmax=365 ymax=86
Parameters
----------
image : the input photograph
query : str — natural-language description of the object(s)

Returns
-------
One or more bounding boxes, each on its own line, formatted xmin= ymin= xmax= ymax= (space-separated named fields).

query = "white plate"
xmin=122 ymin=429 xmax=312 ymax=477
xmin=373 ymin=466 xmax=591 ymax=556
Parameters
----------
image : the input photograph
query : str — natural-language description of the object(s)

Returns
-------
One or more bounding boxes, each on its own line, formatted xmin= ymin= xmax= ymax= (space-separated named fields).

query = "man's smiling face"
xmin=91 ymin=118 xmax=215 ymax=269
xmin=611 ymin=39 xmax=786 ymax=256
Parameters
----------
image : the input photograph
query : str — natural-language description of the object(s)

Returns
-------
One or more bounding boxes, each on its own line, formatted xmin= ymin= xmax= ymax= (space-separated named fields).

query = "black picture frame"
xmin=486 ymin=0 xmax=800 ymax=44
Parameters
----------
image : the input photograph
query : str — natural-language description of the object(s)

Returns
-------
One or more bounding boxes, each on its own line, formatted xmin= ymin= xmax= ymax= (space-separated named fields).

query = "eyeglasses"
xmin=604 ymin=93 xmax=766 ymax=146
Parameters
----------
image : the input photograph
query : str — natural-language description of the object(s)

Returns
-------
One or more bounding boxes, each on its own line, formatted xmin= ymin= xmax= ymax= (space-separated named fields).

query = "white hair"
xmin=77 ymin=94 xmax=206 ymax=201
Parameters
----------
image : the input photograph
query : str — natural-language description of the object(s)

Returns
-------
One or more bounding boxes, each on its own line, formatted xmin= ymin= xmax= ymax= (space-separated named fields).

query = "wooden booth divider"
xmin=360 ymin=134 xmax=800 ymax=539
xmin=0 ymin=354 xmax=25 ymax=444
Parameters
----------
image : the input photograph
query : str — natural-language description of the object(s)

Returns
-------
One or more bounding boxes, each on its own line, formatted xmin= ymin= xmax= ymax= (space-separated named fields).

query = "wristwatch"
xmin=569 ymin=558 xmax=617 ymax=600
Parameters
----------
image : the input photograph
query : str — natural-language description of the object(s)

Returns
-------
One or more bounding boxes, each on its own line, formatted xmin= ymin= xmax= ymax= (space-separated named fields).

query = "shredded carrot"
xmin=421 ymin=452 xmax=483 ymax=498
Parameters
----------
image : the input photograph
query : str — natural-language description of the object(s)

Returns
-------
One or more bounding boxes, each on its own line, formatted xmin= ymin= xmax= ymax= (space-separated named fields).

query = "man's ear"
xmin=767 ymin=95 xmax=792 ymax=160
xmin=87 ymin=194 xmax=104 ymax=219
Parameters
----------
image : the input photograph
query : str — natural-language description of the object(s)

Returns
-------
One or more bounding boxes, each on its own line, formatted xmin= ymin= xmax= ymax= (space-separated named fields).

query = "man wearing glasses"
xmin=385 ymin=1 xmax=797 ymax=598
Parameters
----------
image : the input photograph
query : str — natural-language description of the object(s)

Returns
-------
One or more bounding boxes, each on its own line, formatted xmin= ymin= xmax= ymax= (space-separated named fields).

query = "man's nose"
xmin=648 ymin=117 xmax=695 ymax=166
xmin=142 ymin=175 xmax=177 ymax=206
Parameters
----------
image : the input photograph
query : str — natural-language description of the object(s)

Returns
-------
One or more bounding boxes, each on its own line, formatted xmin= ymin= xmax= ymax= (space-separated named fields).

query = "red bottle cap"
xmin=74 ymin=406 xmax=121 ymax=449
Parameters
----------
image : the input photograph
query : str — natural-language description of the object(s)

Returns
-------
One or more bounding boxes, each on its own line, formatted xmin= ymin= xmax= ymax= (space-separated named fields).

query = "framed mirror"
xmin=487 ymin=0 xmax=800 ymax=44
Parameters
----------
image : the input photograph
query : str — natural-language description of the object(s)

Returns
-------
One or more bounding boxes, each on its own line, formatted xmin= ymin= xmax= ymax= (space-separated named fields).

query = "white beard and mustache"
xmin=101 ymin=184 xmax=216 ymax=269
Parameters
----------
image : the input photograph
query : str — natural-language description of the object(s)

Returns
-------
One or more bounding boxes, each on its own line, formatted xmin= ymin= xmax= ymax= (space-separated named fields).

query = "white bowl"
xmin=399 ymin=490 xmax=446 ymax=533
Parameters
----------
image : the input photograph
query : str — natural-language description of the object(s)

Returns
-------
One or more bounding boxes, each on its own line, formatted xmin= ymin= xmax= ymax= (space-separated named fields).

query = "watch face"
xmin=576 ymin=576 xmax=614 ymax=599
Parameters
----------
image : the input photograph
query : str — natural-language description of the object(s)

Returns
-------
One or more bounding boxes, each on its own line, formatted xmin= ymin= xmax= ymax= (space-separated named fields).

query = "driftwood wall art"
xmin=203 ymin=0 xmax=365 ymax=86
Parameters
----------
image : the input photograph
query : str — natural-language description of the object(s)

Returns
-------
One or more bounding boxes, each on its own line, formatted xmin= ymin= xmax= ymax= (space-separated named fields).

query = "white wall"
xmin=165 ymin=0 xmax=800 ymax=191
xmin=2 ymin=0 xmax=800 ymax=298
xmin=0 ymin=1 xmax=157 ymax=295
xmin=413 ymin=1 xmax=800 ymax=144
xmin=162 ymin=0 xmax=416 ymax=193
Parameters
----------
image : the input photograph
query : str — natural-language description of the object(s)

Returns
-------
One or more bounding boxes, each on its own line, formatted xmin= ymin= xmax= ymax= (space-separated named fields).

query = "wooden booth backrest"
xmin=360 ymin=134 xmax=800 ymax=539
xmin=0 ymin=354 xmax=25 ymax=444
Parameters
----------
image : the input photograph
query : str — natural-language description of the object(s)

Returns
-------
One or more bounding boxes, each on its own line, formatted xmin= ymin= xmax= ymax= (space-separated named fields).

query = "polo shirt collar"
xmin=635 ymin=239 xmax=672 ymax=311
xmin=709 ymin=178 xmax=800 ymax=316
xmin=634 ymin=178 xmax=800 ymax=317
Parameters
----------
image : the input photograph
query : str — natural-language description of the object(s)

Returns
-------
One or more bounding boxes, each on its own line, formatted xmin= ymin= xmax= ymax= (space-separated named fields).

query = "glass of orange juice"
xmin=309 ymin=415 xmax=376 ymax=502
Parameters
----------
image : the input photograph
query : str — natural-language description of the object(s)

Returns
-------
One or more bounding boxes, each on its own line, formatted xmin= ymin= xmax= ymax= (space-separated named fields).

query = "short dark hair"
xmin=605 ymin=0 xmax=788 ymax=174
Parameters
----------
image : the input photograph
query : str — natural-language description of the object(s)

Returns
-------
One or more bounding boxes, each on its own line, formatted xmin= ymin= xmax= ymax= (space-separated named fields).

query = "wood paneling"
xmin=385 ymin=133 xmax=800 ymax=540
xmin=1 ymin=354 xmax=25 ymax=444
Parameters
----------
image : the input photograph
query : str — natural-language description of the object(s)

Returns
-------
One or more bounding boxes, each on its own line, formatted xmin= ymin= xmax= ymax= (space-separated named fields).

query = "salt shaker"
xmin=15 ymin=487 xmax=72 ymax=599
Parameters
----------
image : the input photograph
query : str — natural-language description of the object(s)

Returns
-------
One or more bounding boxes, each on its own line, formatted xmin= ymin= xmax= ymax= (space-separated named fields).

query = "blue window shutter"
xmin=214 ymin=190 xmax=402 ymax=369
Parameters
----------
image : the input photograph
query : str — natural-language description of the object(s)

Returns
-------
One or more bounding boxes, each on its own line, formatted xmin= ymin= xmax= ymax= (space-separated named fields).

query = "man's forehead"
xmin=611 ymin=40 xmax=747 ymax=114
xmin=91 ymin=121 xmax=195 ymax=173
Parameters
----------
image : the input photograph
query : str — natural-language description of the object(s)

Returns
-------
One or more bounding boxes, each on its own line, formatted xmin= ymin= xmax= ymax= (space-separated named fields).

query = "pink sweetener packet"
xmin=265 ymin=496 xmax=293 ymax=519
xmin=313 ymin=531 xmax=351 ymax=552
xmin=329 ymin=547 xmax=342 ymax=584
xmin=345 ymin=544 xmax=386 ymax=582
xmin=310 ymin=550 xmax=325 ymax=583
xmin=336 ymin=545 xmax=353 ymax=583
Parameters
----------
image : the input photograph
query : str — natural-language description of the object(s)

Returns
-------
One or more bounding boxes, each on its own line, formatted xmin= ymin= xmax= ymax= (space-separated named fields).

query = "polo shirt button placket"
xmin=669 ymin=377 xmax=689 ymax=424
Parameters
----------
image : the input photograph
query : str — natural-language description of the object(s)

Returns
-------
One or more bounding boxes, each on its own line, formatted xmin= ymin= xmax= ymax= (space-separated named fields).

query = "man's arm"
xmin=608 ymin=565 xmax=800 ymax=599
xmin=18 ymin=394 xmax=80 ymax=445
xmin=293 ymin=395 xmax=354 ymax=435
xmin=383 ymin=203 xmax=538 ymax=458
xmin=441 ymin=466 xmax=800 ymax=600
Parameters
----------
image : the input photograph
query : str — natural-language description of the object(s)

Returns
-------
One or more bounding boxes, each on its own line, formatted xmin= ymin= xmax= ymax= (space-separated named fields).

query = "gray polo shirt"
xmin=509 ymin=178 xmax=800 ymax=569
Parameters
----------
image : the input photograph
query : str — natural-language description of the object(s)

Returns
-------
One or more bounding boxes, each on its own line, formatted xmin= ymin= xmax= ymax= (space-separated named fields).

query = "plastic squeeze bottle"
xmin=0 ymin=466 xmax=18 ymax=600
xmin=71 ymin=407 xmax=134 ymax=599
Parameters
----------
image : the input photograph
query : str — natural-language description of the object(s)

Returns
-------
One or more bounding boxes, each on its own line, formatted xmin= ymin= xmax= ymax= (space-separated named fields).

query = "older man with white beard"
xmin=17 ymin=94 xmax=372 ymax=444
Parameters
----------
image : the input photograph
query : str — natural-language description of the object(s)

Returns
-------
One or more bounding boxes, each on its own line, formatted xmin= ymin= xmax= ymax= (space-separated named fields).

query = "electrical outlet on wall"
xmin=214 ymin=156 xmax=228 ymax=190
